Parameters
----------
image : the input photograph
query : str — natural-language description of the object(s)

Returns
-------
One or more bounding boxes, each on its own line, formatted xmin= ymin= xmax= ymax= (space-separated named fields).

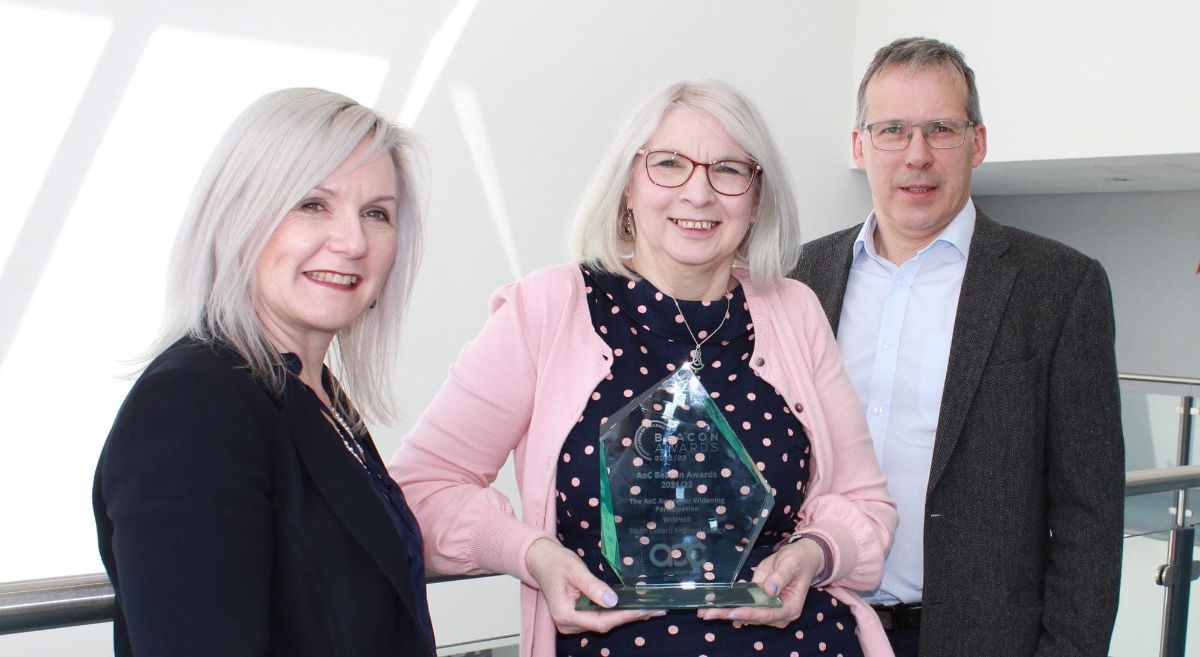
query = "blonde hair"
xmin=568 ymin=79 xmax=799 ymax=289
xmin=155 ymin=87 xmax=423 ymax=426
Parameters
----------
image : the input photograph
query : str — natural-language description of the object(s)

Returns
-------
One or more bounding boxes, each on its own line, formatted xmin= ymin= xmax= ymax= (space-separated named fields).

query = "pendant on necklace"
xmin=670 ymin=291 xmax=730 ymax=374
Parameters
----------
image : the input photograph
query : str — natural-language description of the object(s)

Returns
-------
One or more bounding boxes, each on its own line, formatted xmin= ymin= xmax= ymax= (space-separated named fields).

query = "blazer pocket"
xmin=981 ymin=354 xmax=1041 ymax=375
xmin=978 ymin=355 xmax=1042 ymax=398
xmin=962 ymin=356 xmax=1043 ymax=456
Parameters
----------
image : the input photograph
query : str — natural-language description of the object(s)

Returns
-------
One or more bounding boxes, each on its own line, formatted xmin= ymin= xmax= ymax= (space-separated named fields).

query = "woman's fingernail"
xmin=601 ymin=592 xmax=618 ymax=607
xmin=766 ymin=582 xmax=780 ymax=596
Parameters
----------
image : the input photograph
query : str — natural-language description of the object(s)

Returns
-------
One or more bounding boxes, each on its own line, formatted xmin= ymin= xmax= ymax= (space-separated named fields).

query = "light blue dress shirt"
xmin=837 ymin=201 xmax=976 ymax=605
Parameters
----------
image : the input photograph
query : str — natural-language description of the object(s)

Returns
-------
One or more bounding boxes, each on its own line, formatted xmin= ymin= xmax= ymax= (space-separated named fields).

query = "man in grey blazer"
xmin=791 ymin=37 xmax=1123 ymax=657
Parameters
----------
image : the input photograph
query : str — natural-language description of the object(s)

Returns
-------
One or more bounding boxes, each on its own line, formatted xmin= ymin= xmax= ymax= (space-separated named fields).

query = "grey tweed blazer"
xmin=791 ymin=212 xmax=1124 ymax=657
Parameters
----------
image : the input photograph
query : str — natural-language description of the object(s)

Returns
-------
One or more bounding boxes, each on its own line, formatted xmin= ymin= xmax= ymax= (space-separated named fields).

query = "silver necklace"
xmin=328 ymin=405 xmax=369 ymax=469
xmin=669 ymin=293 xmax=731 ymax=371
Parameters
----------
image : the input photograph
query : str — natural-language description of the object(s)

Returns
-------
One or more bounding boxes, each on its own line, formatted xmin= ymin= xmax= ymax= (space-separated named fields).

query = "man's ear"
xmin=970 ymin=123 xmax=988 ymax=168
xmin=852 ymin=127 xmax=867 ymax=169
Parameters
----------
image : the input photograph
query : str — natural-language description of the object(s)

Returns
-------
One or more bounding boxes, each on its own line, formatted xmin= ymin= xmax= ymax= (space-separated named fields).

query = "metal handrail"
xmin=1120 ymin=373 xmax=1200 ymax=386
xmin=1127 ymin=465 xmax=1200 ymax=496
xmin=0 ymin=572 xmax=494 ymax=637
xmin=0 ymin=574 xmax=112 ymax=635
xmin=7 ymin=466 xmax=1200 ymax=636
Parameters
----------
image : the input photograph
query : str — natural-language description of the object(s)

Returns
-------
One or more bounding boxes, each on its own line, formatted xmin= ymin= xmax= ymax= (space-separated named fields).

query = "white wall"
xmin=0 ymin=0 xmax=866 ymax=653
xmin=854 ymin=0 xmax=1200 ymax=163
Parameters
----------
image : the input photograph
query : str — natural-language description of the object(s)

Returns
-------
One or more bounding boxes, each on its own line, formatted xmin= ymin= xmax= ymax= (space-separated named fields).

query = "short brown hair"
xmin=856 ymin=37 xmax=982 ymax=127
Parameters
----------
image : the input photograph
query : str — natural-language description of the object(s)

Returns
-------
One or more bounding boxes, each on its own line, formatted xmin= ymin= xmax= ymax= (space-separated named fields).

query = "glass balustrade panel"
xmin=1112 ymin=527 xmax=1172 ymax=657
xmin=1122 ymin=387 xmax=1191 ymax=471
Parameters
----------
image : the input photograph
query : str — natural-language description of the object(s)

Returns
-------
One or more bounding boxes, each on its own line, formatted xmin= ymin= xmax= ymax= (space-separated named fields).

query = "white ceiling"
xmin=971 ymin=152 xmax=1200 ymax=196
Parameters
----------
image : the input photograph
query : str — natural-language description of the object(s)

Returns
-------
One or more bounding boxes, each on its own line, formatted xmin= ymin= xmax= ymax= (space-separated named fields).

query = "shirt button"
xmin=882 ymin=340 xmax=893 ymax=349
xmin=793 ymin=403 xmax=804 ymax=414
xmin=872 ymin=405 xmax=883 ymax=415
xmin=753 ymin=357 xmax=765 ymax=367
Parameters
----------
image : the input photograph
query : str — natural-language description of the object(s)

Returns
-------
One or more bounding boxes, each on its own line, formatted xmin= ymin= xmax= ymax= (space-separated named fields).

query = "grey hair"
xmin=855 ymin=37 xmax=983 ymax=127
xmin=154 ymin=87 xmax=423 ymax=428
xmin=568 ymin=79 xmax=800 ymax=290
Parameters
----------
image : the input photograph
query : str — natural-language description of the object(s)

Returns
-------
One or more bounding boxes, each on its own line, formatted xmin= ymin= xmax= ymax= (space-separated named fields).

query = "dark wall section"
xmin=978 ymin=190 xmax=1200 ymax=378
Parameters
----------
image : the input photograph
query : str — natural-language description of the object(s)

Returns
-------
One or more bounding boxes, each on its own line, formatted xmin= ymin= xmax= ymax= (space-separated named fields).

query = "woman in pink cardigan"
xmin=390 ymin=80 xmax=897 ymax=657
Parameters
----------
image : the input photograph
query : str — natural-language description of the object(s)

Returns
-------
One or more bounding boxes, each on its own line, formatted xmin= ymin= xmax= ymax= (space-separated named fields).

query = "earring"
xmin=620 ymin=208 xmax=636 ymax=239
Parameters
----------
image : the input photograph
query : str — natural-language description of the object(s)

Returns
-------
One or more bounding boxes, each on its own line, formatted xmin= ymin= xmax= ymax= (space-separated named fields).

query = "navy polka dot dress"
xmin=554 ymin=266 xmax=862 ymax=657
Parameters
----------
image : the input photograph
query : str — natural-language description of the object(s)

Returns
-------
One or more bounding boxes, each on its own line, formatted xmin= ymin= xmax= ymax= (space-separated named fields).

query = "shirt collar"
xmin=853 ymin=199 xmax=977 ymax=264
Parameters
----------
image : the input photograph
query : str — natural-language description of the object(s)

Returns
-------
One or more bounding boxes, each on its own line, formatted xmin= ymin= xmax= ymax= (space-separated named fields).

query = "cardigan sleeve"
xmin=784 ymin=284 xmax=897 ymax=591
xmin=389 ymin=281 xmax=555 ymax=587
xmin=95 ymin=368 xmax=273 ymax=656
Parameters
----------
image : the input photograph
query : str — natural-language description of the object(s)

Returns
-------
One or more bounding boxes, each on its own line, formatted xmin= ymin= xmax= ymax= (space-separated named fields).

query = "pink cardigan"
xmin=390 ymin=264 xmax=897 ymax=657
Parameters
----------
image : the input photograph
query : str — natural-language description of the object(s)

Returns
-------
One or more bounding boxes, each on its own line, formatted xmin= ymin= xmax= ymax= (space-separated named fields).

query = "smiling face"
xmin=853 ymin=66 xmax=987 ymax=258
xmin=254 ymin=138 xmax=399 ymax=356
xmin=625 ymin=105 xmax=758 ymax=299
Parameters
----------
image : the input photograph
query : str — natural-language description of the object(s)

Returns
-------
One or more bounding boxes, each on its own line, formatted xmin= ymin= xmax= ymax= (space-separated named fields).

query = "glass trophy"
xmin=576 ymin=365 xmax=780 ymax=610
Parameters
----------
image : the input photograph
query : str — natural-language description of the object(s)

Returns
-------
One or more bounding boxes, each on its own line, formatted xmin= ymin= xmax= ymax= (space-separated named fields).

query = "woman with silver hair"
xmin=392 ymin=79 xmax=897 ymax=656
xmin=93 ymin=88 xmax=434 ymax=657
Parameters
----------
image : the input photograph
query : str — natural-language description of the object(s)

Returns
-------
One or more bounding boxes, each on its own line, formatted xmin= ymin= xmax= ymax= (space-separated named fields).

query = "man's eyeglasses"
xmin=637 ymin=149 xmax=761 ymax=196
xmin=861 ymin=119 xmax=977 ymax=151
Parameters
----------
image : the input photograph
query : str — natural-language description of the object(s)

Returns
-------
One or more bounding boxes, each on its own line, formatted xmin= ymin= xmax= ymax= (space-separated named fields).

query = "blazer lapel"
xmin=800 ymin=227 xmax=858 ymax=333
xmin=282 ymin=387 xmax=426 ymax=626
xmin=927 ymin=215 xmax=1019 ymax=492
